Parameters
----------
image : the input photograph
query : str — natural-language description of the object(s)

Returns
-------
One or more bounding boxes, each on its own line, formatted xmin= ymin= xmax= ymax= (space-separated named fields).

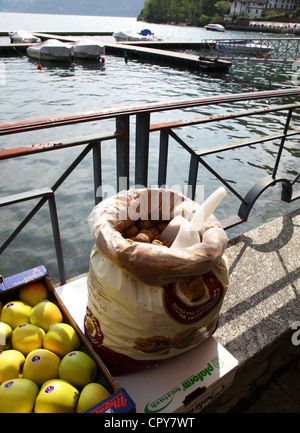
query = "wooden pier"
xmin=105 ymin=42 xmax=231 ymax=72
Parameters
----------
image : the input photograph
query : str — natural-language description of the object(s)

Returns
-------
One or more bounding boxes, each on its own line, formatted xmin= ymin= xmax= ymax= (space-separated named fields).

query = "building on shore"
xmin=229 ymin=0 xmax=297 ymax=19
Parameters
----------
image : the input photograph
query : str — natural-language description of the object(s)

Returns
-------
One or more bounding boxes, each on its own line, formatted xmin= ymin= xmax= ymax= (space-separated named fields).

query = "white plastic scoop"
xmin=160 ymin=187 xmax=227 ymax=249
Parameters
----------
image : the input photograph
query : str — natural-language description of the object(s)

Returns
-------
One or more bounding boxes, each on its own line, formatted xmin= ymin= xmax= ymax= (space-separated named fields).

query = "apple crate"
xmin=0 ymin=265 xmax=136 ymax=413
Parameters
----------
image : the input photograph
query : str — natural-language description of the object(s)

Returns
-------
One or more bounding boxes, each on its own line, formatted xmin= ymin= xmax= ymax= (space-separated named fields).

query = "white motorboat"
xmin=204 ymin=24 xmax=225 ymax=32
xmin=70 ymin=39 xmax=105 ymax=60
xmin=9 ymin=30 xmax=41 ymax=43
xmin=113 ymin=29 xmax=163 ymax=42
xmin=218 ymin=40 xmax=271 ymax=57
xmin=26 ymin=39 xmax=72 ymax=61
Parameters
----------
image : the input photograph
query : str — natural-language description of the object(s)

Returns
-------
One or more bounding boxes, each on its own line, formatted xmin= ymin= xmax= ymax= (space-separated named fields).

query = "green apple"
xmin=19 ymin=281 xmax=48 ymax=306
xmin=0 ymin=300 xmax=32 ymax=329
xmin=12 ymin=323 xmax=45 ymax=356
xmin=34 ymin=379 xmax=79 ymax=413
xmin=0 ymin=321 xmax=13 ymax=350
xmin=0 ymin=378 xmax=39 ymax=413
xmin=23 ymin=348 xmax=61 ymax=387
xmin=59 ymin=350 xmax=97 ymax=388
xmin=0 ymin=349 xmax=25 ymax=384
xmin=30 ymin=300 xmax=63 ymax=331
xmin=76 ymin=382 xmax=111 ymax=413
xmin=43 ymin=322 xmax=80 ymax=358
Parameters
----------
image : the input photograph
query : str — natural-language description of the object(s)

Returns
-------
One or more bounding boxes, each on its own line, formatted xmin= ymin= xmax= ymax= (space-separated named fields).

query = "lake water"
xmin=0 ymin=13 xmax=299 ymax=283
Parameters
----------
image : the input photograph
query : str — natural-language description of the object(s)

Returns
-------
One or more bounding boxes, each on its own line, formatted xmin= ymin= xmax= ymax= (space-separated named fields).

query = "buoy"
xmin=37 ymin=63 xmax=42 ymax=70
xmin=68 ymin=57 xmax=72 ymax=64
xmin=101 ymin=57 xmax=105 ymax=64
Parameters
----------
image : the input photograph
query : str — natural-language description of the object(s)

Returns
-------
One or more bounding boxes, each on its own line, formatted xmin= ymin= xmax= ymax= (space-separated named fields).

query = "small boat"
xmin=113 ymin=29 xmax=163 ymax=42
xmin=218 ymin=40 xmax=271 ymax=57
xmin=26 ymin=39 xmax=72 ymax=61
xmin=204 ymin=24 xmax=225 ymax=32
xmin=70 ymin=39 xmax=105 ymax=60
xmin=9 ymin=30 xmax=41 ymax=43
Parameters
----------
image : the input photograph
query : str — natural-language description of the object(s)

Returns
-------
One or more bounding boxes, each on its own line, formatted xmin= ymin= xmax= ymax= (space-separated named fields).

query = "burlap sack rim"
xmin=88 ymin=188 xmax=228 ymax=286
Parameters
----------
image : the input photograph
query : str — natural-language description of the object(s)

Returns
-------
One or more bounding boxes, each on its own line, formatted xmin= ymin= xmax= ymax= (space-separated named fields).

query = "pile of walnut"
xmin=121 ymin=220 xmax=172 ymax=247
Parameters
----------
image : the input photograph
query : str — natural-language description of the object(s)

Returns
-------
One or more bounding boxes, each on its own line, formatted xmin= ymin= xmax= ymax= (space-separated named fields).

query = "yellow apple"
xmin=0 ymin=349 xmax=25 ymax=384
xmin=0 ymin=321 xmax=13 ymax=350
xmin=0 ymin=378 xmax=39 ymax=413
xmin=23 ymin=348 xmax=61 ymax=387
xmin=0 ymin=300 xmax=32 ymax=329
xmin=30 ymin=300 xmax=63 ymax=331
xmin=76 ymin=382 xmax=111 ymax=413
xmin=43 ymin=323 xmax=80 ymax=358
xmin=59 ymin=350 xmax=97 ymax=388
xmin=12 ymin=323 xmax=45 ymax=356
xmin=19 ymin=281 xmax=48 ymax=306
xmin=34 ymin=379 xmax=79 ymax=413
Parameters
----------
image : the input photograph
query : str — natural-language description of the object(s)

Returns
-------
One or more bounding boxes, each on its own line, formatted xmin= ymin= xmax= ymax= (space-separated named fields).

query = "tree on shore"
xmin=138 ymin=0 xmax=217 ymax=25
xmin=138 ymin=0 xmax=299 ymax=25
xmin=138 ymin=0 xmax=229 ymax=25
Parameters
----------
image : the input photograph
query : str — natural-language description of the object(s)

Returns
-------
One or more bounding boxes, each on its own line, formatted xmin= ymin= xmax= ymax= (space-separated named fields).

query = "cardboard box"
xmin=0 ymin=266 xmax=135 ymax=413
xmin=52 ymin=274 xmax=238 ymax=413
xmin=115 ymin=337 xmax=238 ymax=413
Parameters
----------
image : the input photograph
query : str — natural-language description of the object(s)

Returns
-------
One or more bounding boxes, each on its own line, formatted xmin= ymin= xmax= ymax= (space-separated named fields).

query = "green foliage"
xmin=198 ymin=14 xmax=210 ymax=27
xmin=215 ymin=1 xmax=231 ymax=18
xmin=138 ymin=0 xmax=228 ymax=25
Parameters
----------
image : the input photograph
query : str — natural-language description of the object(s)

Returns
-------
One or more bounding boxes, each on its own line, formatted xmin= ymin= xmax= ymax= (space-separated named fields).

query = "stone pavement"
xmin=202 ymin=208 xmax=300 ymax=413
xmin=232 ymin=358 xmax=300 ymax=412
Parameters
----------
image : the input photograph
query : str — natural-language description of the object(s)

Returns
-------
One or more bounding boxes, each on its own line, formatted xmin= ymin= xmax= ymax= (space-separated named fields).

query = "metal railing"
xmin=200 ymin=37 xmax=300 ymax=61
xmin=0 ymin=88 xmax=300 ymax=284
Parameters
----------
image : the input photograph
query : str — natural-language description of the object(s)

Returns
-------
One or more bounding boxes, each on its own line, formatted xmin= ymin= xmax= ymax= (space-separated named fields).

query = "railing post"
xmin=158 ymin=129 xmax=169 ymax=187
xmin=93 ymin=140 xmax=102 ymax=205
xmin=48 ymin=193 xmax=66 ymax=285
xmin=135 ymin=112 xmax=150 ymax=187
xmin=187 ymin=154 xmax=199 ymax=200
xmin=116 ymin=115 xmax=130 ymax=191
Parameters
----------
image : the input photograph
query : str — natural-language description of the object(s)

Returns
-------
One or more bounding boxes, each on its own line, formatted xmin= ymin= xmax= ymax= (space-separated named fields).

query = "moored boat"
xmin=70 ymin=39 xmax=105 ymax=60
xmin=113 ymin=29 xmax=163 ymax=42
xmin=218 ymin=40 xmax=271 ymax=57
xmin=26 ymin=39 xmax=72 ymax=62
xmin=204 ymin=24 xmax=225 ymax=32
xmin=9 ymin=30 xmax=41 ymax=43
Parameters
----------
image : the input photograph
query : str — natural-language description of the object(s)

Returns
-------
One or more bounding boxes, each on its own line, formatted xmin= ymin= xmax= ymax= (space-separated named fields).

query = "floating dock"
xmin=105 ymin=42 xmax=231 ymax=72
xmin=0 ymin=32 xmax=231 ymax=72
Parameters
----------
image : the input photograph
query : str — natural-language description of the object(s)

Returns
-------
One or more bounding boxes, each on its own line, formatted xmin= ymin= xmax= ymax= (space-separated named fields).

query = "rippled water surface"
xmin=0 ymin=13 xmax=299 ymax=282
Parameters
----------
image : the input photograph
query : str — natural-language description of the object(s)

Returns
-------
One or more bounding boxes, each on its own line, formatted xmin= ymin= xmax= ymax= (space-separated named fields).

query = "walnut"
xmin=139 ymin=229 xmax=154 ymax=242
xmin=151 ymin=239 xmax=164 ymax=246
xmin=137 ymin=219 xmax=152 ymax=230
xmin=135 ymin=232 xmax=151 ymax=243
xmin=148 ymin=227 xmax=160 ymax=240
xmin=124 ymin=225 xmax=139 ymax=238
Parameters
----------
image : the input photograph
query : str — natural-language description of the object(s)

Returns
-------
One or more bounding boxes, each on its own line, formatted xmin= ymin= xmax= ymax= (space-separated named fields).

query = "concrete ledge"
xmin=202 ymin=208 xmax=300 ymax=412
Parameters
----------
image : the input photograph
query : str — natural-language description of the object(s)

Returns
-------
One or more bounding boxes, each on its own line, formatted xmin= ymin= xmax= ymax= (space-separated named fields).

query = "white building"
xmin=264 ymin=0 xmax=297 ymax=12
xmin=230 ymin=0 xmax=297 ymax=18
xmin=230 ymin=0 xmax=265 ymax=18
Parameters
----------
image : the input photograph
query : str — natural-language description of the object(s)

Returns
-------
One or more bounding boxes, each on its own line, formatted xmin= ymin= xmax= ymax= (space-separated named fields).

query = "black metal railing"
xmin=1 ymin=88 xmax=299 ymax=284
xmin=200 ymin=37 xmax=300 ymax=60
